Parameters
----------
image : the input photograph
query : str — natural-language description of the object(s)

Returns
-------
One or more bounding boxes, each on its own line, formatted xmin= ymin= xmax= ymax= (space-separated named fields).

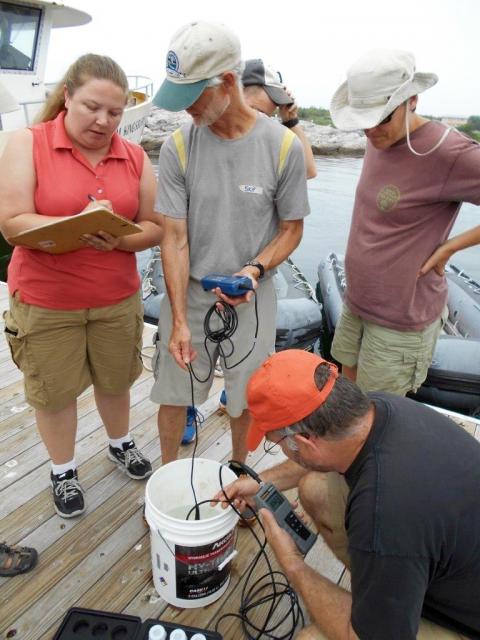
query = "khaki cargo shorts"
xmin=3 ymin=291 xmax=143 ymax=411
xmin=150 ymin=278 xmax=276 ymax=417
xmin=304 ymin=473 xmax=467 ymax=640
xmin=331 ymin=304 xmax=447 ymax=395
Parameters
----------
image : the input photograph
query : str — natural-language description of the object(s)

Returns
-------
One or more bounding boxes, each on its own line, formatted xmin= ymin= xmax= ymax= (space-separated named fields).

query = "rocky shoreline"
xmin=141 ymin=107 xmax=366 ymax=158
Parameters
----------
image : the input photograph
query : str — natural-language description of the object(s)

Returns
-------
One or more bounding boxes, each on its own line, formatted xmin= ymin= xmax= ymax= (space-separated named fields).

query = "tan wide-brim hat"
xmin=330 ymin=49 xmax=438 ymax=131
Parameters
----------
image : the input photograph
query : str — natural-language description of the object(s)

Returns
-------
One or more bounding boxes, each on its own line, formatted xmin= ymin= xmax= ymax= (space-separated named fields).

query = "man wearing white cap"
xmin=329 ymin=49 xmax=480 ymax=396
xmin=150 ymin=21 xmax=309 ymax=465
xmin=242 ymin=59 xmax=317 ymax=179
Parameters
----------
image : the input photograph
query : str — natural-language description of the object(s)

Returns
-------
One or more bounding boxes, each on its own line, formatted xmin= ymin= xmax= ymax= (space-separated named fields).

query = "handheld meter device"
xmin=254 ymin=482 xmax=317 ymax=555
xmin=201 ymin=274 xmax=254 ymax=297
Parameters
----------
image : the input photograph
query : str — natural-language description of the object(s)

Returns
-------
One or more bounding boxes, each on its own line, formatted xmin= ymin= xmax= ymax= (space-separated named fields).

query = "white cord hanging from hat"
xmin=405 ymin=106 xmax=451 ymax=156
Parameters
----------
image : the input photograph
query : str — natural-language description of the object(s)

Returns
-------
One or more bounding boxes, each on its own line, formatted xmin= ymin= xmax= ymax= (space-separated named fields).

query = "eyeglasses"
xmin=263 ymin=435 xmax=288 ymax=454
xmin=377 ymin=99 xmax=411 ymax=126
xmin=378 ymin=108 xmax=397 ymax=126
xmin=263 ymin=432 xmax=309 ymax=454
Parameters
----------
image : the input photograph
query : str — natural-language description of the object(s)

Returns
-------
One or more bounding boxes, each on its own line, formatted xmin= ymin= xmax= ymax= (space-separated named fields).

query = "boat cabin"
xmin=0 ymin=1 xmax=152 ymax=151
xmin=0 ymin=0 xmax=90 ymax=131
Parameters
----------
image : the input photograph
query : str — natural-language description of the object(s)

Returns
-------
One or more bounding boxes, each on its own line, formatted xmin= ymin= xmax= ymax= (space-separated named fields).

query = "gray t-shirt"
xmin=155 ymin=114 xmax=310 ymax=281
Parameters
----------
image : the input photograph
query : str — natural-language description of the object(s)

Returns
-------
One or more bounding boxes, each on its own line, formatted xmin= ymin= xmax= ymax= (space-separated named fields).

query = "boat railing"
xmin=17 ymin=99 xmax=45 ymax=126
xmin=127 ymin=75 xmax=153 ymax=98
xmin=45 ymin=77 xmax=154 ymax=98
xmin=15 ymin=76 xmax=154 ymax=126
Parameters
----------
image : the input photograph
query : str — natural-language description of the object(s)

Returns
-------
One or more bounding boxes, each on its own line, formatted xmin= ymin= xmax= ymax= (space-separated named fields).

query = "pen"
xmin=87 ymin=193 xmax=113 ymax=213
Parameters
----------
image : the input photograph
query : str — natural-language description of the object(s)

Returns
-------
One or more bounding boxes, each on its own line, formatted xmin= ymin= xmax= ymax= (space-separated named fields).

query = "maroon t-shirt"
xmin=345 ymin=122 xmax=480 ymax=331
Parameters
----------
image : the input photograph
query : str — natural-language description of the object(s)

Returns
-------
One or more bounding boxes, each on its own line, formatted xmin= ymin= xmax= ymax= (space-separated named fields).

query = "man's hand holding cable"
xmin=169 ymin=321 xmax=197 ymax=370
xmin=212 ymin=476 xmax=260 ymax=512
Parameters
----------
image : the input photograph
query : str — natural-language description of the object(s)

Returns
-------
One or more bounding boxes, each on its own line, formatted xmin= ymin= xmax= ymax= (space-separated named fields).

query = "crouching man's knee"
xmin=296 ymin=623 xmax=327 ymax=640
xmin=298 ymin=471 xmax=332 ymax=532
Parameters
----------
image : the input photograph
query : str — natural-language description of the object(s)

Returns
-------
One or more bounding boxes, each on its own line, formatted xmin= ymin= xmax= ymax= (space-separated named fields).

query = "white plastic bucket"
xmin=145 ymin=458 xmax=239 ymax=608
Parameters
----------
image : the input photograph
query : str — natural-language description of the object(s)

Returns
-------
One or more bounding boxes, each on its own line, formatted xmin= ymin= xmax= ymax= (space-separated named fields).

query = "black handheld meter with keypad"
xmin=254 ymin=482 xmax=317 ymax=555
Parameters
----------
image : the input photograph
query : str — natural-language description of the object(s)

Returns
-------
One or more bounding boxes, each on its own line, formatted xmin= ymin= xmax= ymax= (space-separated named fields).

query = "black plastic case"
xmin=53 ymin=607 xmax=223 ymax=639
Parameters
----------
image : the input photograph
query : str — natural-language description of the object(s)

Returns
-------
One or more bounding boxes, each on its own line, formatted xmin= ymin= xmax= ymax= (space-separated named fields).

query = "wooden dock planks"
xmin=1 ymin=282 xmax=478 ymax=639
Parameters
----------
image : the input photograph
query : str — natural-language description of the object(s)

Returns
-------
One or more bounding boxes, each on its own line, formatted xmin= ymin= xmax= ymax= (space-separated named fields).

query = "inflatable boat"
xmin=316 ymin=253 xmax=480 ymax=417
xmin=137 ymin=247 xmax=323 ymax=353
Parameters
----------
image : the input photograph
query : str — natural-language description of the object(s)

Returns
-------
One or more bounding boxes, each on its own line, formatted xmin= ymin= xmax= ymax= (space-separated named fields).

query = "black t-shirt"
xmin=345 ymin=393 xmax=480 ymax=640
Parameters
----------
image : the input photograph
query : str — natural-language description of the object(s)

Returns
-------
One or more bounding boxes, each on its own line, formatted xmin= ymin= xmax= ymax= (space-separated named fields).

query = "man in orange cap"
xmin=216 ymin=349 xmax=480 ymax=639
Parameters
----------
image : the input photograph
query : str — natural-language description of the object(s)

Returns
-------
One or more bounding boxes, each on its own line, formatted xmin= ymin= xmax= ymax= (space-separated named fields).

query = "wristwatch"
xmin=243 ymin=260 xmax=265 ymax=279
xmin=282 ymin=117 xmax=299 ymax=129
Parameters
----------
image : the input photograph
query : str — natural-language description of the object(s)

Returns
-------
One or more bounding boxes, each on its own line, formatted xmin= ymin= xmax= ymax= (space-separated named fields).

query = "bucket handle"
xmin=217 ymin=550 xmax=238 ymax=571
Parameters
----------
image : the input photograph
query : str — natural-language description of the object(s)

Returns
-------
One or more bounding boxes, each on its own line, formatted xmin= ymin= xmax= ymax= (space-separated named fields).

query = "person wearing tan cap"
xmin=149 ymin=21 xmax=309 ymax=465
xmin=242 ymin=59 xmax=317 ymax=179
xmin=215 ymin=350 xmax=480 ymax=639
xmin=328 ymin=49 xmax=480 ymax=397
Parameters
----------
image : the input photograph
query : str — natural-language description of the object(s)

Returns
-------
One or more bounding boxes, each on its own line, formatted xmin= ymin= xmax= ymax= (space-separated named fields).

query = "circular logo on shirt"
xmin=376 ymin=184 xmax=401 ymax=212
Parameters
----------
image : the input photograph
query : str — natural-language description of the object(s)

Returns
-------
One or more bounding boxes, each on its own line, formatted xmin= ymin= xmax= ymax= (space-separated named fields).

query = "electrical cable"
xmin=187 ymin=363 xmax=201 ymax=520
xmin=180 ymin=289 xmax=304 ymax=636
xmin=185 ymin=292 xmax=259 ymax=520
xmin=212 ymin=462 xmax=305 ymax=640
xmin=188 ymin=293 xmax=259 ymax=385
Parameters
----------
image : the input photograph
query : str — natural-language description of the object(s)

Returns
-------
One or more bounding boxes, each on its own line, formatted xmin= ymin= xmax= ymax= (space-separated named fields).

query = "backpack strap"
xmin=277 ymin=128 xmax=296 ymax=176
xmin=172 ymin=127 xmax=187 ymax=174
xmin=171 ymin=124 xmax=296 ymax=178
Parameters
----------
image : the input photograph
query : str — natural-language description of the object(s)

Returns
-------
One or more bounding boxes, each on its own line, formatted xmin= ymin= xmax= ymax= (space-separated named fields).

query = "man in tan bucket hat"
xmin=328 ymin=49 xmax=480 ymax=397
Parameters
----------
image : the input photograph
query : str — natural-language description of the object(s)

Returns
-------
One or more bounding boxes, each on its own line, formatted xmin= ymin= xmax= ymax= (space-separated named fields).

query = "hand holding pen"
xmin=81 ymin=194 xmax=120 ymax=251
xmin=86 ymin=193 xmax=114 ymax=211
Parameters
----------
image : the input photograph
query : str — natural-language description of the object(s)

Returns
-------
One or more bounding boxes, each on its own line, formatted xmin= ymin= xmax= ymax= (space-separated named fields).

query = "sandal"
xmin=0 ymin=542 xmax=38 ymax=577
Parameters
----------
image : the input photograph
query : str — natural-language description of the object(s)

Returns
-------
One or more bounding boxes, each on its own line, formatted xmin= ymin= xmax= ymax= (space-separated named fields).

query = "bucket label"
xmin=174 ymin=530 xmax=235 ymax=600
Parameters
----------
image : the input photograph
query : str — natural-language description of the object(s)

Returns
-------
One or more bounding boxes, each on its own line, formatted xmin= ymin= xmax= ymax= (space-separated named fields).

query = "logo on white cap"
xmin=166 ymin=50 xmax=185 ymax=78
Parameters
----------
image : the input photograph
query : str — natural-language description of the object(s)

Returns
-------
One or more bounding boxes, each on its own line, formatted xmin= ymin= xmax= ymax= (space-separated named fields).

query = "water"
xmin=292 ymin=156 xmax=480 ymax=287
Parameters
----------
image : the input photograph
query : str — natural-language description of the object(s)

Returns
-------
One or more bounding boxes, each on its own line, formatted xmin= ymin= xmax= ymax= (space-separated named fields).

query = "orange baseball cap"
xmin=246 ymin=350 xmax=338 ymax=451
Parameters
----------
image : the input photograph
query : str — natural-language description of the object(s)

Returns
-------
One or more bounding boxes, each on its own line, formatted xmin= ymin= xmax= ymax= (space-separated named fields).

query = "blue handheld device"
xmin=201 ymin=274 xmax=254 ymax=297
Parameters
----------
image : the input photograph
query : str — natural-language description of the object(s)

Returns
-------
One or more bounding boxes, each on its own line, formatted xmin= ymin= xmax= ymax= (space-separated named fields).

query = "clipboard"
xmin=8 ymin=206 xmax=142 ymax=254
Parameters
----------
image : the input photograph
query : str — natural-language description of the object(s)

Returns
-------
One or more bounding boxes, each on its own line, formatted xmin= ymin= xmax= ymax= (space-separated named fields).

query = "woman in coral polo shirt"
xmin=0 ymin=54 xmax=161 ymax=519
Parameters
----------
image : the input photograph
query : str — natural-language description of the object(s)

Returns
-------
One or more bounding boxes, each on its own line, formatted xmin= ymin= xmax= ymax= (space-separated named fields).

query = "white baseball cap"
xmin=153 ymin=21 xmax=241 ymax=112
xmin=330 ymin=49 xmax=438 ymax=131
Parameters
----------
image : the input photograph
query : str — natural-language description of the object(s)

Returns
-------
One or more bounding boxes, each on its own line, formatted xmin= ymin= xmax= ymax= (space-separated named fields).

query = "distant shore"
xmin=141 ymin=107 xmax=366 ymax=158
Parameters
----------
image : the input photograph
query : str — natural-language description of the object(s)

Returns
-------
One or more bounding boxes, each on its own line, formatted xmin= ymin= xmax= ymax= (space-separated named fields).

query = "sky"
xmin=46 ymin=0 xmax=480 ymax=117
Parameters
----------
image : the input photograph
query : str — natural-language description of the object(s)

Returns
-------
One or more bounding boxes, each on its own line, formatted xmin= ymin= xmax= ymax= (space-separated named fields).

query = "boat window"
xmin=0 ymin=2 xmax=41 ymax=71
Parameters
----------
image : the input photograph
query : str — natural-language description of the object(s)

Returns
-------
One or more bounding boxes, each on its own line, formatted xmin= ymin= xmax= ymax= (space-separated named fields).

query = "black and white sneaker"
xmin=51 ymin=469 xmax=86 ymax=518
xmin=108 ymin=441 xmax=152 ymax=480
